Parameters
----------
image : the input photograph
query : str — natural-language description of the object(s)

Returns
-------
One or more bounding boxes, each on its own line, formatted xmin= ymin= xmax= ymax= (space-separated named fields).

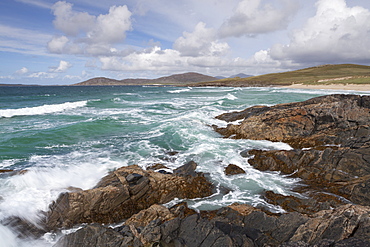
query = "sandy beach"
xmin=279 ymin=83 xmax=370 ymax=92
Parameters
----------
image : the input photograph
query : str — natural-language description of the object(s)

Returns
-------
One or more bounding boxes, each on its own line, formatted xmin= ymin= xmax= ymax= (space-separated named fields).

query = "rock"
xmin=46 ymin=163 xmax=214 ymax=231
xmin=53 ymin=224 xmax=126 ymax=247
xmin=215 ymin=94 xmax=370 ymax=209
xmin=215 ymin=94 xmax=370 ymax=148
xmin=124 ymin=204 xmax=175 ymax=228
xmin=173 ymin=160 xmax=197 ymax=177
xmin=225 ymin=164 xmax=246 ymax=175
xmin=1 ymin=216 xmax=46 ymax=239
xmin=290 ymin=204 xmax=370 ymax=245
xmin=263 ymin=190 xmax=344 ymax=215
xmin=53 ymin=201 xmax=370 ymax=247
xmin=249 ymin=147 xmax=370 ymax=206
xmin=146 ymin=163 xmax=168 ymax=170
xmin=0 ymin=169 xmax=14 ymax=173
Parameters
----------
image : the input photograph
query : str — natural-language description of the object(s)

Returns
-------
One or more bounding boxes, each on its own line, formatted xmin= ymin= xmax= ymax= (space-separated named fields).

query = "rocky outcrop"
xmin=215 ymin=94 xmax=370 ymax=148
xmin=46 ymin=162 xmax=214 ymax=231
xmin=214 ymin=94 xmax=370 ymax=209
xmin=54 ymin=202 xmax=370 ymax=247
xmin=48 ymin=94 xmax=370 ymax=246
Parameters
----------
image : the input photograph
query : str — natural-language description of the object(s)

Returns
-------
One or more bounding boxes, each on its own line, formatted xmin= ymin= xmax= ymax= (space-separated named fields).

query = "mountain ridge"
xmin=73 ymin=72 xmax=217 ymax=86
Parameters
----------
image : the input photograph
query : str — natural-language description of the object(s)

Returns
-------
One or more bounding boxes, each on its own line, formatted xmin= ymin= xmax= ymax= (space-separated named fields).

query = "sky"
xmin=1 ymin=0 xmax=370 ymax=85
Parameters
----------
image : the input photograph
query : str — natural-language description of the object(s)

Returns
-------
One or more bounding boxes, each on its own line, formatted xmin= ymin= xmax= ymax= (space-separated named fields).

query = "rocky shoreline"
xmin=4 ymin=94 xmax=370 ymax=246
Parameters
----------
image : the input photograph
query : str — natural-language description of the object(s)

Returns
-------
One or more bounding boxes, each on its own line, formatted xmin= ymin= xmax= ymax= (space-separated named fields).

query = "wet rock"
xmin=290 ymin=204 xmax=370 ymax=245
xmin=0 ymin=169 xmax=14 ymax=173
xmin=46 ymin=163 xmax=214 ymax=231
xmin=146 ymin=163 xmax=168 ymax=170
xmin=1 ymin=216 xmax=46 ymax=239
xmin=225 ymin=164 xmax=246 ymax=175
xmin=264 ymin=190 xmax=344 ymax=215
xmin=124 ymin=204 xmax=175 ymax=228
xmin=53 ymin=201 xmax=370 ymax=247
xmin=173 ymin=160 xmax=197 ymax=177
xmin=249 ymin=147 xmax=370 ymax=206
xmin=53 ymin=224 xmax=125 ymax=247
xmin=215 ymin=94 xmax=370 ymax=209
xmin=215 ymin=94 xmax=370 ymax=148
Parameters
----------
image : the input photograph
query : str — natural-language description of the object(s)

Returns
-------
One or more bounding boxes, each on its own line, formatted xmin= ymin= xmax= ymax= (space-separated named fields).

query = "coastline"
xmin=278 ymin=83 xmax=370 ymax=91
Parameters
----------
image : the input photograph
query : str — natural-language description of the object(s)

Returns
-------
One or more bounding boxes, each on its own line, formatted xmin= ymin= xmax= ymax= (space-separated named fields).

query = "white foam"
xmin=0 ymin=101 xmax=88 ymax=118
xmin=0 ymin=152 xmax=123 ymax=225
xmin=167 ymin=87 xmax=192 ymax=93
xmin=0 ymin=224 xmax=18 ymax=247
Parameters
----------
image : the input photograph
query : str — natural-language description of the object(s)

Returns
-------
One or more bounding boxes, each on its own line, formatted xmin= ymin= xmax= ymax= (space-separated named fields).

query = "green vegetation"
xmin=189 ymin=64 xmax=370 ymax=87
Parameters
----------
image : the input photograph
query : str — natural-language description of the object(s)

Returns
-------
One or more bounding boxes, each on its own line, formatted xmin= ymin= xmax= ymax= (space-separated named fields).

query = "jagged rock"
xmin=173 ymin=160 xmax=197 ymax=177
xmin=1 ymin=216 xmax=46 ymax=239
xmin=263 ymin=190 xmax=344 ymax=215
xmin=215 ymin=94 xmax=370 ymax=208
xmin=215 ymin=94 xmax=370 ymax=148
xmin=124 ymin=204 xmax=175 ymax=228
xmin=146 ymin=163 xmax=168 ymax=170
xmin=290 ymin=204 xmax=370 ymax=245
xmin=53 ymin=202 xmax=370 ymax=247
xmin=53 ymin=224 xmax=126 ymax=247
xmin=249 ymin=147 xmax=370 ymax=206
xmin=224 ymin=164 xmax=246 ymax=175
xmin=46 ymin=163 xmax=214 ymax=231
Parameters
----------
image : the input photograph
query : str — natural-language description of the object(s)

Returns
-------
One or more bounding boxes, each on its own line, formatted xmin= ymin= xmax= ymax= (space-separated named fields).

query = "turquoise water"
xmin=1 ymin=85 xmax=369 ymax=246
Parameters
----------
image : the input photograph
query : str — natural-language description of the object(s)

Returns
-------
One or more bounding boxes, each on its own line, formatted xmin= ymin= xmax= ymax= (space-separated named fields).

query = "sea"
xmin=1 ymin=85 xmax=369 ymax=246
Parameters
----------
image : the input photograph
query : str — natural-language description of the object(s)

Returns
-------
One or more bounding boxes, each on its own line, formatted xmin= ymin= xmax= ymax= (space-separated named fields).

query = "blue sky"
xmin=1 ymin=0 xmax=370 ymax=85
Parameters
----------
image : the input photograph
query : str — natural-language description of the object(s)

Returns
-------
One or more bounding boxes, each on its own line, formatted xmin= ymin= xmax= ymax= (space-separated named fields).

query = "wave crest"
xmin=0 ymin=101 xmax=88 ymax=118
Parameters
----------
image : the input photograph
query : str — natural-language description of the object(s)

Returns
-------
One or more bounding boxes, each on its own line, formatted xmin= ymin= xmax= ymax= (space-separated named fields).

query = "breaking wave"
xmin=0 ymin=101 xmax=88 ymax=118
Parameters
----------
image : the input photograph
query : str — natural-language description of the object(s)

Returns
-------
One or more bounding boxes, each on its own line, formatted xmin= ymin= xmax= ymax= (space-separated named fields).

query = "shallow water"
xmin=0 ymin=85 xmax=368 ymax=246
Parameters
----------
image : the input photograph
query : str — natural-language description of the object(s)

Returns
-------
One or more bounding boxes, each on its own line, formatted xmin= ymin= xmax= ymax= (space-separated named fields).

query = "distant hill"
xmin=215 ymin=73 xmax=253 ymax=80
xmin=187 ymin=64 xmax=370 ymax=87
xmin=230 ymin=73 xmax=253 ymax=78
xmin=74 ymin=72 xmax=217 ymax=86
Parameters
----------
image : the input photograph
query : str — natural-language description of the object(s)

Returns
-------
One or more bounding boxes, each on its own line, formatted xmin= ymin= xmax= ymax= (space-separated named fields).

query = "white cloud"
xmin=269 ymin=0 xmax=370 ymax=64
xmin=173 ymin=22 xmax=230 ymax=57
xmin=15 ymin=67 xmax=29 ymax=75
xmin=87 ymin=5 xmax=132 ymax=44
xmin=52 ymin=1 xmax=95 ymax=36
xmin=28 ymin=72 xmax=57 ymax=79
xmin=219 ymin=0 xmax=299 ymax=37
xmin=47 ymin=36 xmax=69 ymax=54
xmin=49 ymin=1 xmax=132 ymax=56
xmin=49 ymin=60 xmax=72 ymax=73
xmin=99 ymin=46 xmax=249 ymax=76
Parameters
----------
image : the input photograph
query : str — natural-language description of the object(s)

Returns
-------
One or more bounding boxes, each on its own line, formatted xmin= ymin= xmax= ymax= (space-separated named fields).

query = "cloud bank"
xmin=268 ymin=0 xmax=370 ymax=64
xmin=48 ymin=1 xmax=132 ymax=56
xmin=219 ymin=0 xmax=299 ymax=37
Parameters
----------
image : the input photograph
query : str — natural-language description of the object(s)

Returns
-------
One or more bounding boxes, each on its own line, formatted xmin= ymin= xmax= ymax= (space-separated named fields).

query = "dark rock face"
xmin=46 ymin=162 xmax=214 ymax=231
xmin=54 ymin=202 xmax=370 ymax=247
xmin=215 ymin=94 xmax=370 ymax=208
xmin=215 ymin=94 xmax=370 ymax=148
xmin=225 ymin=164 xmax=246 ymax=175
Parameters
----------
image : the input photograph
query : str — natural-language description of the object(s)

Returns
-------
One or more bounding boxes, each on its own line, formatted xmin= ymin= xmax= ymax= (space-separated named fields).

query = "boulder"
xmin=224 ymin=164 xmax=246 ymax=175
xmin=46 ymin=162 xmax=214 ymax=231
